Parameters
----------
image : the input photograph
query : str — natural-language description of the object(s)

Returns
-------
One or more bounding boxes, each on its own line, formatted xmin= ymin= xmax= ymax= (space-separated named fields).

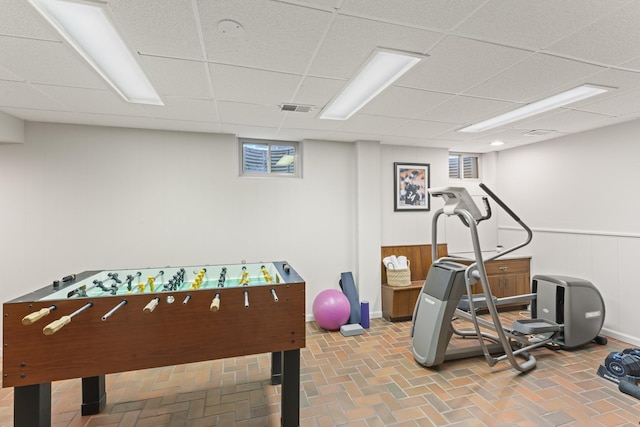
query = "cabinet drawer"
xmin=484 ymin=258 xmax=530 ymax=276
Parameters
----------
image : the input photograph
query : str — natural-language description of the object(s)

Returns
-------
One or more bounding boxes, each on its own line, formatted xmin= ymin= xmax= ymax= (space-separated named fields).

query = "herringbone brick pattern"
xmin=0 ymin=314 xmax=638 ymax=426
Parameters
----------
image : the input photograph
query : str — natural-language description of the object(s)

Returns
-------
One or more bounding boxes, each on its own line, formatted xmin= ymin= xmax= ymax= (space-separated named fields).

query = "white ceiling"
xmin=2 ymin=0 xmax=640 ymax=152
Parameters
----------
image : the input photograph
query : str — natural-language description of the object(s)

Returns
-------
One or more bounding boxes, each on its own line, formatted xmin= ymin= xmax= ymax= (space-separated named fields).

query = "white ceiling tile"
xmin=323 ymin=129 xmax=381 ymax=143
xmin=465 ymin=54 xmax=605 ymax=102
xmin=392 ymin=119 xmax=458 ymax=139
xmin=149 ymin=120 xmax=223 ymax=135
xmin=334 ymin=114 xmax=408 ymax=134
xmin=0 ymin=64 xmax=22 ymax=82
xmin=513 ymin=109 xmax=620 ymax=134
xmin=199 ymin=0 xmax=332 ymax=73
xmin=619 ymin=56 xmax=640 ymax=71
xmin=573 ymin=89 xmax=640 ymax=117
xmin=82 ymin=115 xmax=170 ymax=131
xmin=308 ymin=14 xmax=441 ymax=79
xmin=211 ymin=64 xmax=301 ymax=105
xmin=222 ymin=124 xmax=279 ymax=140
xmin=359 ymin=87 xmax=453 ymax=118
xmin=417 ymin=95 xmax=518 ymax=125
xmin=546 ymin=1 xmax=640 ymax=66
xmin=0 ymin=81 xmax=64 ymax=111
xmin=276 ymin=128 xmax=335 ymax=141
xmin=435 ymin=128 xmax=490 ymax=142
xmin=455 ymin=0 xmax=630 ymax=50
xmin=0 ymin=107 xmax=98 ymax=126
xmin=470 ymin=127 xmax=554 ymax=144
xmin=340 ymin=0 xmax=486 ymax=32
xmin=217 ymin=102 xmax=285 ymax=127
xmin=140 ymin=56 xmax=211 ymax=99
xmin=271 ymin=0 xmax=339 ymax=10
xmin=143 ymin=97 xmax=218 ymax=123
xmin=0 ymin=0 xmax=58 ymax=39
xmin=3 ymin=0 xmax=640 ymax=147
xmin=556 ymin=69 xmax=640 ymax=108
xmin=377 ymin=136 xmax=457 ymax=149
xmin=109 ymin=0 xmax=204 ymax=60
xmin=0 ymin=37 xmax=108 ymax=89
xmin=293 ymin=77 xmax=346 ymax=109
xmin=448 ymin=127 xmax=559 ymax=152
xmin=400 ymin=36 xmax=532 ymax=94
xmin=34 ymin=85 xmax=150 ymax=117
xmin=280 ymin=111 xmax=342 ymax=131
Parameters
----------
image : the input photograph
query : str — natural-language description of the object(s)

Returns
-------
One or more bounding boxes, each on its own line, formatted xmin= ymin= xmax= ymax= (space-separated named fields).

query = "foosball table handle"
xmin=143 ymin=297 xmax=160 ymax=313
xmin=43 ymin=315 xmax=71 ymax=336
xmin=22 ymin=307 xmax=53 ymax=325
xmin=210 ymin=294 xmax=220 ymax=312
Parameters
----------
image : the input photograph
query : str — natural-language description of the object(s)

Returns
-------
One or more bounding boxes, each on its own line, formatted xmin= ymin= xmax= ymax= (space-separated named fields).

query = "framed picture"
xmin=394 ymin=162 xmax=430 ymax=211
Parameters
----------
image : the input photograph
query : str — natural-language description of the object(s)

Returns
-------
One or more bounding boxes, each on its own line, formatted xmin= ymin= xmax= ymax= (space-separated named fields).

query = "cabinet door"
xmin=487 ymin=275 xmax=504 ymax=298
xmin=502 ymin=273 xmax=529 ymax=297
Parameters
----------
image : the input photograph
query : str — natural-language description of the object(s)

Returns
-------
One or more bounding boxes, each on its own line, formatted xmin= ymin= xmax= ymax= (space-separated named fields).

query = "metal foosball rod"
xmin=183 ymin=294 xmax=191 ymax=304
xmin=210 ymin=293 xmax=221 ymax=312
xmin=101 ymin=299 xmax=128 ymax=321
xmin=22 ymin=305 xmax=57 ymax=325
xmin=244 ymin=290 xmax=249 ymax=308
xmin=270 ymin=288 xmax=279 ymax=302
xmin=143 ymin=297 xmax=161 ymax=313
xmin=43 ymin=302 xmax=93 ymax=336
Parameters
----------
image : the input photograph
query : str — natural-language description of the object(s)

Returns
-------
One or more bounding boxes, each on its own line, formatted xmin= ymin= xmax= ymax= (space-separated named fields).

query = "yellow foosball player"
xmin=238 ymin=266 xmax=250 ymax=286
xmin=261 ymin=265 xmax=273 ymax=284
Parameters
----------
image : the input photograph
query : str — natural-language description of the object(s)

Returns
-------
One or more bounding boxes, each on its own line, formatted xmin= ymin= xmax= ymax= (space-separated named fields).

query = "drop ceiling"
xmin=2 ymin=0 xmax=640 ymax=152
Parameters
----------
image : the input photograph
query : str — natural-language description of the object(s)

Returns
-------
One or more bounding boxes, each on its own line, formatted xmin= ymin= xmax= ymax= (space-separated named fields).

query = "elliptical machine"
xmin=410 ymin=183 xmax=607 ymax=373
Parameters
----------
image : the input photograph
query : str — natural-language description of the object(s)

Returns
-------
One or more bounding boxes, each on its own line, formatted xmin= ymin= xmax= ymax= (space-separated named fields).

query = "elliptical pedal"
xmin=512 ymin=318 xmax=560 ymax=335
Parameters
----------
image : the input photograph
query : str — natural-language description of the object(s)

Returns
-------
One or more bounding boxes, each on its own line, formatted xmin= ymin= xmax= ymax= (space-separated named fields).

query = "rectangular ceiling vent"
xmin=280 ymin=103 xmax=313 ymax=113
xmin=522 ymin=129 xmax=555 ymax=137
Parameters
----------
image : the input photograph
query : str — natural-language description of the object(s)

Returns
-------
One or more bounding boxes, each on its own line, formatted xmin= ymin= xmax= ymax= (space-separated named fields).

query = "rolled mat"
xmin=360 ymin=301 xmax=370 ymax=329
xmin=339 ymin=272 xmax=361 ymax=325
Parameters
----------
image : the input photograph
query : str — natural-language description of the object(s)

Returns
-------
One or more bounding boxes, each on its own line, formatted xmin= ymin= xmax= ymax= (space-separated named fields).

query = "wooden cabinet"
xmin=379 ymin=242 xmax=530 ymax=321
xmin=471 ymin=257 xmax=530 ymax=308
xmin=380 ymin=243 xmax=448 ymax=322
xmin=381 ymin=281 xmax=423 ymax=322
xmin=380 ymin=254 xmax=531 ymax=321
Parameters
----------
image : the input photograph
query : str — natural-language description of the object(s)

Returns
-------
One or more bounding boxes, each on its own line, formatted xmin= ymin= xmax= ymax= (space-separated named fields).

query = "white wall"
xmin=0 ymin=123 xmax=366 ymax=331
xmin=380 ymin=145 xmax=449 ymax=246
xmin=497 ymin=119 xmax=640 ymax=346
xmin=0 ymin=111 xmax=24 ymax=143
xmin=379 ymin=145 xmax=498 ymax=254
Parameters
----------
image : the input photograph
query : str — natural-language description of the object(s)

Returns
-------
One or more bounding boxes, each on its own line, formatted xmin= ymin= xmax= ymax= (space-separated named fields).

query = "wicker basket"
xmin=385 ymin=260 xmax=411 ymax=287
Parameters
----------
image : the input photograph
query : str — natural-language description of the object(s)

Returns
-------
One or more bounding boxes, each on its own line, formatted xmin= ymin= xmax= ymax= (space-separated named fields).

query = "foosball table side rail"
xmin=3 ymin=282 xmax=305 ymax=387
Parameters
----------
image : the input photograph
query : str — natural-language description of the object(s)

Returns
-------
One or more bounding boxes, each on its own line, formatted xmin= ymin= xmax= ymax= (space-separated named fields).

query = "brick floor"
xmin=1 ymin=315 xmax=639 ymax=426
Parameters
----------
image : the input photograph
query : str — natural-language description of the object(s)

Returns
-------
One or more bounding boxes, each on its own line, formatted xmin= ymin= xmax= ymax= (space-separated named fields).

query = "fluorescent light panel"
xmin=319 ymin=48 xmax=425 ymax=120
xmin=458 ymin=84 xmax=611 ymax=133
xmin=27 ymin=0 xmax=163 ymax=105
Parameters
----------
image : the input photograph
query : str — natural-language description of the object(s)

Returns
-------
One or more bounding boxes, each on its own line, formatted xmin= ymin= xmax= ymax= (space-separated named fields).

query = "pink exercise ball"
xmin=313 ymin=289 xmax=351 ymax=331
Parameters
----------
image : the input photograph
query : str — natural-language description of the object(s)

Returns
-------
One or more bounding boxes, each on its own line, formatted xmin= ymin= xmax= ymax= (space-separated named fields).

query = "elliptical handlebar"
xmin=479 ymin=183 xmax=520 ymax=222
xmin=478 ymin=183 xmax=533 ymax=259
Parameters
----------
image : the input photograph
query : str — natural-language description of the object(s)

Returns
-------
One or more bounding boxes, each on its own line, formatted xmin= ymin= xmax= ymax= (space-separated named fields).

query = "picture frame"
xmin=394 ymin=162 xmax=430 ymax=211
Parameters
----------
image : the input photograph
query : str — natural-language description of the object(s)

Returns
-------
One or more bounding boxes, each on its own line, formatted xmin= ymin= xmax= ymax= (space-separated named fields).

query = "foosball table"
xmin=2 ymin=261 xmax=305 ymax=427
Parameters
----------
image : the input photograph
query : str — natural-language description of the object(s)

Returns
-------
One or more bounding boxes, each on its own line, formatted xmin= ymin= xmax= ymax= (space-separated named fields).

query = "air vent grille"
xmin=280 ymin=103 xmax=313 ymax=113
xmin=523 ymin=129 xmax=554 ymax=137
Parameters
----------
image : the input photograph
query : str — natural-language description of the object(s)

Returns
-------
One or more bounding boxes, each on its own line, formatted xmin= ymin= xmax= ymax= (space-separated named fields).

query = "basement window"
xmin=240 ymin=138 xmax=301 ymax=177
xmin=449 ymin=153 xmax=480 ymax=180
